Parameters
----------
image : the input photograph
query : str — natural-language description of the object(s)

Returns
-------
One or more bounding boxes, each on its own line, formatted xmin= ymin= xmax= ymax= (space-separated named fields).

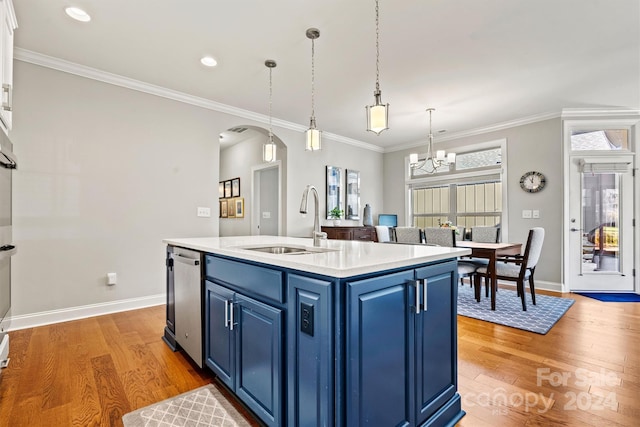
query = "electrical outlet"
xmin=197 ymin=207 xmax=211 ymax=217
xmin=532 ymin=210 xmax=540 ymax=218
xmin=522 ymin=209 xmax=532 ymax=219
xmin=300 ymin=302 xmax=314 ymax=336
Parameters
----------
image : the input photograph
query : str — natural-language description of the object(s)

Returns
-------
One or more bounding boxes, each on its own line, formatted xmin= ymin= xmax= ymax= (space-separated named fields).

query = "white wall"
xmin=9 ymin=60 xmax=385 ymax=321
xmin=10 ymin=62 xmax=228 ymax=316
xmin=384 ymin=118 xmax=563 ymax=287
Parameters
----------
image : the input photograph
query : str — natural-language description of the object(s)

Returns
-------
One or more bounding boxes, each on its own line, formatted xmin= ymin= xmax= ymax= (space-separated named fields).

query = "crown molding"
xmin=386 ymin=111 xmax=561 ymax=153
xmin=561 ymin=107 xmax=640 ymax=119
xmin=14 ymin=48 xmax=383 ymax=153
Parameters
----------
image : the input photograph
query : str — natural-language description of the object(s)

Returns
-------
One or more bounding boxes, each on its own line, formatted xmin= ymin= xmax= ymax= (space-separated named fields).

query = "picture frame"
xmin=235 ymin=197 xmax=244 ymax=218
xmin=326 ymin=165 xmax=343 ymax=219
xmin=231 ymin=177 xmax=241 ymax=198
xmin=227 ymin=198 xmax=236 ymax=217
xmin=219 ymin=181 xmax=225 ymax=198
xmin=345 ymin=169 xmax=360 ymax=220
xmin=224 ymin=180 xmax=232 ymax=198
xmin=220 ymin=199 xmax=228 ymax=218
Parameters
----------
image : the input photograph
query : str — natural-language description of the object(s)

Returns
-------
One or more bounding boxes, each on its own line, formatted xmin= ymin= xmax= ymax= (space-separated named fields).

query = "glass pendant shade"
xmin=366 ymin=91 xmax=389 ymax=134
xmin=305 ymin=121 xmax=321 ymax=151
xmin=263 ymin=139 xmax=277 ymax=162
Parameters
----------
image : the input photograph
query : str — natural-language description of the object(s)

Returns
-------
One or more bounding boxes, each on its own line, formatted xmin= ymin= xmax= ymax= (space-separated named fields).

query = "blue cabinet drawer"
xmin=205 ymin=255 xmax=285 ymax=303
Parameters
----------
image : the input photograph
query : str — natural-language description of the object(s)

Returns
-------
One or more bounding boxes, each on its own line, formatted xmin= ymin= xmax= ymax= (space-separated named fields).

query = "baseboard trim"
xmin=7 ymin=294 xmax=165 ymax=331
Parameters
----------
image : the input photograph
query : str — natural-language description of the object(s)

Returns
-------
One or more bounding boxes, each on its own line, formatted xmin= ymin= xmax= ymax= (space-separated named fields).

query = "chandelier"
xmin=305 ymin=28 xmax=321 ymax=151
xmin=410 ymin=108 xmax=456 ymax=173
xmin=365 ymin=0 xmax=389 ymax=134
xmin=263 ymin=59 xmax=277 ymax=162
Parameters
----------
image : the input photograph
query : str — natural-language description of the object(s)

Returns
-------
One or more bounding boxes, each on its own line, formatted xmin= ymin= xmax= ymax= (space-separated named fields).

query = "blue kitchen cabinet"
xmin=287 ymin=273 xmax=334 ymax=427
xmin=205 ymin=280 xmax=283 ymax=427
xmin=346 ymin=260 xmax=464 ymax=427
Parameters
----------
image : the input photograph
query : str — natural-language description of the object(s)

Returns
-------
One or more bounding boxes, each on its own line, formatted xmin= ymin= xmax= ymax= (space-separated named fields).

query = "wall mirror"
xmin=345 ymin=169 xmax=360 ymax=220
xmin=326 ymin=166 xmax=342 ymax=219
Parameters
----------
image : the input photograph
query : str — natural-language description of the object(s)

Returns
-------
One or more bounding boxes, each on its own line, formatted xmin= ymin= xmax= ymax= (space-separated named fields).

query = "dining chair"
xmin=474 ymin=227 xmax=545 ymax=311
xmin=374 ymin=225 xmax=392 ymax=243
xmin=471 ymin=226 xmax=500 ymax=243
xmin=423 ymin=227 xmax=478 ymax=287
xmin=394 ymin=226 xmax=422 ymax=244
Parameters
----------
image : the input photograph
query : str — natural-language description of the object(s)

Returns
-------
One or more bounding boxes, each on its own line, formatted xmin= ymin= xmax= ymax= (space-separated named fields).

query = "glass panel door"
xmin=568 ymin=155 xmax=634 ymax=291
xmin=581 ymin=172 xmax=620 ymax=273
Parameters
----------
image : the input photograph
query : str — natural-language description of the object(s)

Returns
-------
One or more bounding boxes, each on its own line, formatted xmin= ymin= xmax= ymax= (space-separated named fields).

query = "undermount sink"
xmin=237 ymin=245 xmax=338 ymax=255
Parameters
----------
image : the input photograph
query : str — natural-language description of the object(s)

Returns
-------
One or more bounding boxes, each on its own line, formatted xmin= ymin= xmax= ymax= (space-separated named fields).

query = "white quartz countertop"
xmin=163 ymin=236 xmax=471 ymax=278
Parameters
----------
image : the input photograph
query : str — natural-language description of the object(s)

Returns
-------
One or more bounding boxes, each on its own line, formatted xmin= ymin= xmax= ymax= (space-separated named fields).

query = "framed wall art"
xmin=231 ymin=177 xmax=241 ymax=197
xmin=224 ymin=180 xmax=232 ymax=198
xmin=220 ymin=199 xmax=228 ymax=218
xmin=235 ymin=197 xmax=244 ymax=218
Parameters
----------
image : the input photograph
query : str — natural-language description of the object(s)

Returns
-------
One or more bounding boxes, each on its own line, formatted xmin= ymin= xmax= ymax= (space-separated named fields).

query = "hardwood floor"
xmin=0 ymin=288 xmax=638 ymax=426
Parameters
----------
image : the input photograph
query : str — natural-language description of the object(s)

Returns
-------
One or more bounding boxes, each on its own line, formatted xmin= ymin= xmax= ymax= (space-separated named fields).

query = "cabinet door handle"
xmin=224 ymin=300 xmax=229 ymax=328
xmin=229 ymin=302 xmax=235 ymax=331
xmin=413 ymin=280 xmax=421 ymax=314
xmin=422 ymin=279 xmax=428 ymax=312
xmin=2 ymin=84 xmax=11 ymax=112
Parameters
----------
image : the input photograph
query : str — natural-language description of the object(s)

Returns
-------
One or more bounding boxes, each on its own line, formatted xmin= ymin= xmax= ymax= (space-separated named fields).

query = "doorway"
xmin=252 ymin=162 xmax=281 ymax=236
xmin=567 ymin=155 xmax=634 ymax=291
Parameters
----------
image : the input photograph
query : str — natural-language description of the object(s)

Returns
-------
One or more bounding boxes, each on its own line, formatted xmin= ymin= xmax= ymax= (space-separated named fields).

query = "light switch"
xmin=197 ymin=207 xmax=211 ymax=217
xmin=532 ymin=210 xmax=540 ymax=218
xmin=262 ymin=211 xmax=271 ymax=219
xmin=522 ymin=210 xmax=532 ymax=219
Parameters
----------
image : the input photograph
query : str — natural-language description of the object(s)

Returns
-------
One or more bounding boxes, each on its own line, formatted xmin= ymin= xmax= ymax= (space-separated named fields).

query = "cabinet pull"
xmin=229 ymin=302 xmax=235 ymax=331
xmin=2 ymin=84 xmax=11 ymax=112
xmin=422 ymin=278 xmax=428 ymax=312
xmin=224 ymin=300 xmax=229 ymax=328
xmin=414 ymin=280 xmax=421 ymax=314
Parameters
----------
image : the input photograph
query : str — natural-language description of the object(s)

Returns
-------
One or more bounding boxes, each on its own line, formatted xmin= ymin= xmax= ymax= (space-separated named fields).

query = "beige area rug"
xmin=122 ymin=384 xmax=252 ymax=427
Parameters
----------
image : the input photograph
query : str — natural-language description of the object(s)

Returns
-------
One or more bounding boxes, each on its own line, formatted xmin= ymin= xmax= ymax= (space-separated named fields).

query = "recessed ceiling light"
xmin=65 ymin=7 xmax=91 ymax=22
xmin=200 ymin=56 xmax=218 ymax=67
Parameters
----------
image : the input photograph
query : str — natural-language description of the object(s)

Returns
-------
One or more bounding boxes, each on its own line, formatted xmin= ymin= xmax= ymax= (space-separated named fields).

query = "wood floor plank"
xmin=1 ymin=291 xmax=638 ymax=426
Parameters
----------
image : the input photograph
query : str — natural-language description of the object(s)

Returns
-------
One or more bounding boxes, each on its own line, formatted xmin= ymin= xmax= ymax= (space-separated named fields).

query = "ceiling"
xmin=13 ymin=0 xmax=640 ymax=152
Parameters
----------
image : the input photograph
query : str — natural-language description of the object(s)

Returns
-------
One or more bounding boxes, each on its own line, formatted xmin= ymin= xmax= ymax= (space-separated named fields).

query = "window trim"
xmin=405 ymin=138 xmax=509 ymax=241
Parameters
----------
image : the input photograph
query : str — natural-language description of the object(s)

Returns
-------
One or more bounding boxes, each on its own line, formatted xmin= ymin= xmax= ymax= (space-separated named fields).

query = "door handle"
xmin=570 ymin=228 xmax=582 ymax=232
xmin=422 ymin=279 xmax=428 ymax=312
xmin=229 ymin=302 xmax=236 ymax=331
xmin=174 ymin=254 xmax=200 ymax=266
xmin=413 ymin=280 xmax=421 ymax=314
xmin=224 ymin=300 xmax=229 ymax=328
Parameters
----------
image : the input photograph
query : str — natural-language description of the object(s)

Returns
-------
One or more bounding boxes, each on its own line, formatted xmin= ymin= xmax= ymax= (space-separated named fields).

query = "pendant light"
xmin=366 ymin=0 xmax=389 ymax=134
xmin=305 ymin=28 xmax=321 ymax=151
xmin=263 ymin=59 xmax=277 ymax=162
xmin=410 ymin=108 xmax=456 ymax=173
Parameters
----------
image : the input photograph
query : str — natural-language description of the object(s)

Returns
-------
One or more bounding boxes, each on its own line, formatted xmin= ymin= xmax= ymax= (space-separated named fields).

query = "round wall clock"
xmin=519 ymin=171 xmax=546 ymax=193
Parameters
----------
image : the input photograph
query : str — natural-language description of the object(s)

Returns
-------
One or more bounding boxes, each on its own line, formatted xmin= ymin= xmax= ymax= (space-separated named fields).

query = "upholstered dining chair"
xmin=474 ymin=227 xmax=545 ymax=311
xmin=374 ymin=225 xmax=392 ymax=243
xmin=423 ymin=227 xmax=478 ymax=287
xmin=471 ymin=226 xmax=500 ymax=243
xmin=394 ymin=226 xmax=422 ymax=244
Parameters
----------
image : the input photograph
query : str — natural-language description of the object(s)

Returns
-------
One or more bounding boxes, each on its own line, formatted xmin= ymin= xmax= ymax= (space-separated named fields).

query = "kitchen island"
xmin=163 ymin=236 xmax=470 ymax=427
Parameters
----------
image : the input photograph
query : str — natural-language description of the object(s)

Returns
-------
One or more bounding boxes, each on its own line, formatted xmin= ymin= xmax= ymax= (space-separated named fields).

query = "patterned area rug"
xmin=457 ymin=284 xmax=575 ymax=334
xmin=122 ymin=384 xmax=251 ymax=427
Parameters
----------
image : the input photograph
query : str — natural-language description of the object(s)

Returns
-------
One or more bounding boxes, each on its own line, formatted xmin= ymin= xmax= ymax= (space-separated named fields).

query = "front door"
xmin=568 ymin=155 xmax=634 ymax=291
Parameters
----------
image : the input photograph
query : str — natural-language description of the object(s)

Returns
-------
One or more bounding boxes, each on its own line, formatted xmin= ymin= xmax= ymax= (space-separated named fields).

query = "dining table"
xmin=456 ymin=241 xmax=523 ymax=310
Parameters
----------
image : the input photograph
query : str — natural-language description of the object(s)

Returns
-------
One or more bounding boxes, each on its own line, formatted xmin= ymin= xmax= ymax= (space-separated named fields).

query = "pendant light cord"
xmin=311 ymin=37 xmax=316 ymax=121
xmin=269 ymin=66 xmax=273 ymax=139
xmin=375 ymin=0 xmax=380 ymax=92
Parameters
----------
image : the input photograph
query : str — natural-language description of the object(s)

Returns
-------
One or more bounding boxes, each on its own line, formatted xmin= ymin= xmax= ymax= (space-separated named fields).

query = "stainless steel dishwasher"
xmin=171 ymin=247 xmax=203 ymax=367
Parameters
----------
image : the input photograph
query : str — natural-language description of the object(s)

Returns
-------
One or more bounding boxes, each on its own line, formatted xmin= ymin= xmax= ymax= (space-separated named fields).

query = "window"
xmin=408 ymin=144 xmax=505 ymax=232
xmin=571 ymin=129 xmax=628 ymax=151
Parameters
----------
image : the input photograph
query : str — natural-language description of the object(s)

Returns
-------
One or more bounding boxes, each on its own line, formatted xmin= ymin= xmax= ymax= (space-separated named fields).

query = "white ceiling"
xmin=13 ymin=0 xmax=640 ymax=151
